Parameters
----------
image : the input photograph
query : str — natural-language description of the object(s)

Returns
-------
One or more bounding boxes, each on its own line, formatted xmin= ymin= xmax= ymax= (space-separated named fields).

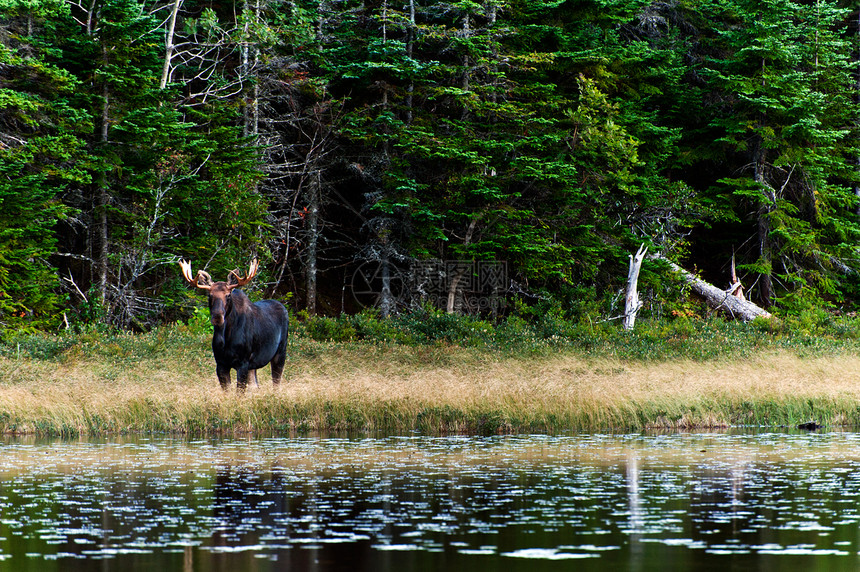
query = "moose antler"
xmin=227 ymin=258 xmax=259 ymax=289
xmin=179 ymin=260 xmax=213 ymax=291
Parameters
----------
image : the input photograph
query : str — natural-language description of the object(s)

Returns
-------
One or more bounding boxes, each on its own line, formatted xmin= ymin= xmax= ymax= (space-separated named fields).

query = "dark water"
xmin=1 ymin=431 xmax=860 ymax=571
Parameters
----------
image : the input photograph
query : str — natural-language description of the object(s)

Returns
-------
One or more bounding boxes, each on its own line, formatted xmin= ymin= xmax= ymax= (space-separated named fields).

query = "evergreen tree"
xmin=12 ymin=0 xmax=269 ymax=327
xmin=0 ymin=1 xmax=91 ymax=329
xmin=704 ymin=0 xmax=859 ymax=308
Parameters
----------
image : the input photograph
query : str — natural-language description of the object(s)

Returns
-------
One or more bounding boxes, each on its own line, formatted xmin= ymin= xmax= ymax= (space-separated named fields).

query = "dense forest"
xmin=2 ymin=0 xmax=860 ymax=331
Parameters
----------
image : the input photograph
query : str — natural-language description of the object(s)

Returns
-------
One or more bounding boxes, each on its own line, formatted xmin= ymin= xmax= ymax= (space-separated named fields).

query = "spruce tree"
xmin=705 ymin=0 xmax=858 ymax=308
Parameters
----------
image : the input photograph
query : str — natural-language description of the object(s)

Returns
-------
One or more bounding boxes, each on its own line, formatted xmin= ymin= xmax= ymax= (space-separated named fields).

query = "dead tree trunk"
xmin=159 ymin=0 xmax=183 ymax=89
xmin=654 ymin=255 xmax=772 ymax=321
xmin=623 ymin=244 xmax=647 ymax=330
xmin=446 ymin=262 xmax=469 ymax=315
xmin=729 ymin=251 xmax=745 ymax=301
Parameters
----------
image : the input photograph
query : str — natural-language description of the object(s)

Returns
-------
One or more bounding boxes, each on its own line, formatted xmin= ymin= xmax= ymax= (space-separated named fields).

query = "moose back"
xmin=180 ymin=259 xmax=289 ymax=392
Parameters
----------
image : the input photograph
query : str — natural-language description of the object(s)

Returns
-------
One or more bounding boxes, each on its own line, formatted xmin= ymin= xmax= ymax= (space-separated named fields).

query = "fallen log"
xmin=654 ymin=255 xmax=772 ymax=321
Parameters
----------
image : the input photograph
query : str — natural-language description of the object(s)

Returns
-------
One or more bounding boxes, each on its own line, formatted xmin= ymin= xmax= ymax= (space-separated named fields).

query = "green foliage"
xmin=392 ymin=308 xmax=494 ymax=346
xmin=3 ymin=0 xmax=860 ymax=333
xmin=0 ymin=47 xmax=90 ymax=329
xmin=184 ymin=307 xmax=214 ymax=336
xmin=7 ymin=311 xmax=860 ymax=367
xmin=300 ymin=312 xmax=359 ymax=343
xmin=274 ymin=300 xmax=860 ymax=362
xmin=349 ymin=310 xmax=416 ymax=344
xmin=702 ymin=0 xmax=858 ymax=306
xmin=0 ymin=330 xmax=75 ymax=360
xmin=299 ymin=308 xmax=495 ymax=346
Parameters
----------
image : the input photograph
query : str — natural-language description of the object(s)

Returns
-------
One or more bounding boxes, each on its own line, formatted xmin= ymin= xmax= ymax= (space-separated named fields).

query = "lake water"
xmin=1 ymin=430 xmax=860 ymax=571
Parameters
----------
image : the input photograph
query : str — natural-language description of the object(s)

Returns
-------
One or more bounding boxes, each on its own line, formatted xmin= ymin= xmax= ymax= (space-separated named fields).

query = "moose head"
xmin=179 ymin=259 xmax=259 ymax=327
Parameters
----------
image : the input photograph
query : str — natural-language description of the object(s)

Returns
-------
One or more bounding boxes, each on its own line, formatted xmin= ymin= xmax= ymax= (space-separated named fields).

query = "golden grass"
xmin=1 ymin=338 xmax=860 ymax=435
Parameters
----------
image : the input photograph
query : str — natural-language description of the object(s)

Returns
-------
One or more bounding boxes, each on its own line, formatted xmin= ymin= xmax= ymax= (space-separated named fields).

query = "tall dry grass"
xmin=1 ymin=329 xmax=859 ymax=435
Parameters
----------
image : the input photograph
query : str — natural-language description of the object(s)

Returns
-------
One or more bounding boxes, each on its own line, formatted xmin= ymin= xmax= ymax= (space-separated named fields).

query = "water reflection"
xmin=1 ymin=432 xmax=860 ymax=570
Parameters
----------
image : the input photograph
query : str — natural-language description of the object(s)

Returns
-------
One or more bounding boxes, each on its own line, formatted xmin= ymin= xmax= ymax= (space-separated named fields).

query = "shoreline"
xmin=1 ymin=331 xmax=859 ymax=436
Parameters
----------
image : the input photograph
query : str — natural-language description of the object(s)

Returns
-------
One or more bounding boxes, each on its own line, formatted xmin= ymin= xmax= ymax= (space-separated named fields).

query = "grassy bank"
xmin=1 ymin=312 xmax=860 ymax=436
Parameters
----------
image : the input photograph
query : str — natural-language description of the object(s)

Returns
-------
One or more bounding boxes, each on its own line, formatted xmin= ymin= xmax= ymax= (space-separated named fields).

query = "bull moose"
xmin=180 ymin=259 xmax=289 ymax=392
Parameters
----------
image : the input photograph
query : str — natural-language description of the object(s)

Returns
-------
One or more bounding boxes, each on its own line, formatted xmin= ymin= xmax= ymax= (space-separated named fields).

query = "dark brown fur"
xmin=181 ymin=260 xmax=289 ymax=392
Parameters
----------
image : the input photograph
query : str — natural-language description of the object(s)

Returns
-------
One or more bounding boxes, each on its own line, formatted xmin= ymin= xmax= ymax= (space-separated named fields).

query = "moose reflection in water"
xmin=209 ymin=465 xmax=376 ymax=570
xmin=212 ymin=467 xmax=287 ymax=545
xmin=180 ymin=259 xmax=289 ymax=392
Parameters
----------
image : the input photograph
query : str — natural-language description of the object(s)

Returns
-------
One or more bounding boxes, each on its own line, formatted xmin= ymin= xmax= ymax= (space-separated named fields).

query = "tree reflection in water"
xmin=0 ymin=432 xmax=856 ymax=570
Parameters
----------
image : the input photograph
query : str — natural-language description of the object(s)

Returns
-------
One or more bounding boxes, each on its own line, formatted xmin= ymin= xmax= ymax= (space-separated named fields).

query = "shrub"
xmin=392 ymin=307 xmax=495 ymax=346
xmin=0 ymin=331 xmax=74 ymax=360
xmin=347 ymin=310 xmax=416 ymax=344
xmin=301 ymin=314 xmax=357 ymax=342
xmin=185 ymin=306 xmax=214 ymax=335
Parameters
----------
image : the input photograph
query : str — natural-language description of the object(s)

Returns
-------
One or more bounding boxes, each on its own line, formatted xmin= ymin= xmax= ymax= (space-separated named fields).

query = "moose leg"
xmin=216 ymin=364 xmax=231 ymax=391
xmin=270 ymin=343 xmax=287 ymax=386
xmin=236 ymin=366 xmax=251 ymax=393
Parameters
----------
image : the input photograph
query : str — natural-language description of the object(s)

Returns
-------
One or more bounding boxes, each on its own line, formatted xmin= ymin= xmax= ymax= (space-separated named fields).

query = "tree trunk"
xmin=379 ymin=240 xmax=394 ymax=317
xmin=729 ymin=251 xmax=745 ymax=301
xmin=306 ymin=170 xmax=319 ymax=315
xmin=460 ymin=10 xmax=471 ymax=121
xmin=98 ymin=45 xmax=110 ymax=309
xmin=446 ymin=263 xmax=468 ymax=315
xmin=655 ymin=255 xmax=772 ymax=321
xmin=753 ymin=135 xmax=775 ymax=306
xmin=623 ymin=244 xmax=647 ymax=330
xmin=855 ymin=7 xmax=860 ymax=217
xmin=241 ymin=0 xmax=260 ymax=140
xmin=405 ymin=0 xmax=415 ymax=124
xmin=159 ymin=0 xmax=183 ymax=89
xmin=446 ymin=217 xmax=478 ymax=314
xmin=486 ymin=2 xmax=498 ymax=106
